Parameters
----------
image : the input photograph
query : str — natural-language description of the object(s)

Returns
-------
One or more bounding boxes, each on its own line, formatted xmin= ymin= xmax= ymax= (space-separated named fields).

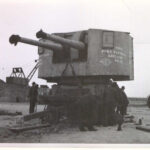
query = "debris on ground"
xmin=23 ymin=110 xmax=51 ymax=121
xmin=0 ymin=110 xmax=22 ymax=116
xmin=136 ymin=125 xmax=150 ymax=132
xmin=8 ymin=124 xmax=51 ymax=133
xmin=0 ymin=103 xmax=150 ymax=143
xmin=124 ymin=115 xmax=135 ymax=123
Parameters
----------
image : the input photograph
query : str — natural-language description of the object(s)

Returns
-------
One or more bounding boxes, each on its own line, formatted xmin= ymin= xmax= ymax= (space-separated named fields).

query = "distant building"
xmin=0 ymin=78 xmax=29 ymax=102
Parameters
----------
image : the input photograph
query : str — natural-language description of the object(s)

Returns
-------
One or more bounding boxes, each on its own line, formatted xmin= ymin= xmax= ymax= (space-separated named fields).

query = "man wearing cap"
xmin=120 ymin=86 xmax=129 ymax=115
xmin=28 ymin=82 xmax=38 ymax=113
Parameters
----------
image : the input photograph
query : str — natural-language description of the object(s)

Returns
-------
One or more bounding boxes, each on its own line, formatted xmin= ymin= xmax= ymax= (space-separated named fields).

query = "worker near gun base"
xmin=120 ymin=86 xmax=129 ymax=115
xmin=28 ymin=82 xmax=38 ymax=113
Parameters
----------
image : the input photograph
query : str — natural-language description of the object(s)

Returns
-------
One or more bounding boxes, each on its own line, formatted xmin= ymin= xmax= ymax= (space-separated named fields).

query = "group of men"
xmin=27 ymin=80 xmax=129 ymax=132
xmin=102 ymin=81 xmax=129 ymax=127
xmin=75 ymin=81 xmax=129 ymax=131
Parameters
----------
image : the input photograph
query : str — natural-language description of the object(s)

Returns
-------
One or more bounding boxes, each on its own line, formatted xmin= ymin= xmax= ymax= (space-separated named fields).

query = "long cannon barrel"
xmin=36 ymin=30 xmax=85 ymax=50
xmin=9 ymin=35 xmax=63 ymax=51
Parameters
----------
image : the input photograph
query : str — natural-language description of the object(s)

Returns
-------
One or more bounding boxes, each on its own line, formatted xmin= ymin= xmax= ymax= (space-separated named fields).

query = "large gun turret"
xmin=9 ymin=35 xmax=63 ymax=51
xmin=9 ymin=29 xmax=134 ymax=82
xmin=36 ymin=30 xmax=85 ymax=50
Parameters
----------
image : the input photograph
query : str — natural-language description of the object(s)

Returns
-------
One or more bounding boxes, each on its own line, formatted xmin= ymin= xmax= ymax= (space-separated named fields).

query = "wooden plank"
xmin=124 ymin=115 xmax=134 ymax=119
xmin=136 ymin=126 xmax=150 ymax=132
xmin=8 ymin=124 xmax=51 ymax=133
xmin=124 ymin=119 xmax=134 ymax=123
xmin=23 ymin=110 xmax=51 ymax=121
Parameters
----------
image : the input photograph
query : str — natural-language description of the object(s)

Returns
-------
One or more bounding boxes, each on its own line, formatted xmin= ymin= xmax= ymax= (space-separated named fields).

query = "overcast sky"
xmin=0 ymin=0 xmax=150 ymax=97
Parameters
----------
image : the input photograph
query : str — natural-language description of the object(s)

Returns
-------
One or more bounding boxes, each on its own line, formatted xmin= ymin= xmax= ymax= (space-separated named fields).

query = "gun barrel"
xmin=36 ymin=30 xmax=85 ymax=50
xmin=9 ymin=35 xmax=63 ymax=51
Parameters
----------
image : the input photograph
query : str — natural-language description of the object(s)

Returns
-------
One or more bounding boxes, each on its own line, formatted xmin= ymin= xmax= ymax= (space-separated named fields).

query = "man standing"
xmin=120 ymin=86 xmax=129 ymax=115
xmin=114 ymin=83 xmax=123 ymax=115
xmin=147 ymin=95 xmax=150 ymax=108
xmin=102 ymin=82 xmax=119 ymax=126
xmin=28 ymin=82 xmax=38 ymax=113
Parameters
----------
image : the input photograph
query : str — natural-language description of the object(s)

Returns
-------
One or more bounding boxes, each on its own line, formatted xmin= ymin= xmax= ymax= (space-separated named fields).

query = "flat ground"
xmin=0 ymin=102 xmax=149 ymax=143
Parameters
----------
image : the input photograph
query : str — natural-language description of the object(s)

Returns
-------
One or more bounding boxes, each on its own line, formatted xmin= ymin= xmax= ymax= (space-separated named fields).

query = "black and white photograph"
xmin=0 ymin=0 xmax=150 ymax=146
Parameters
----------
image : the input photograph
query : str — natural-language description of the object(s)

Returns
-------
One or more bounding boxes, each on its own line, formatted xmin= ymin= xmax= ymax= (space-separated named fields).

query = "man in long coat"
xmin=102 ymin=82 xmax=121 ymax=126
xmin=28 ymin=82 xmax=38 ymax=113
xmin=120 ymin=86 xmax=129 ymax=115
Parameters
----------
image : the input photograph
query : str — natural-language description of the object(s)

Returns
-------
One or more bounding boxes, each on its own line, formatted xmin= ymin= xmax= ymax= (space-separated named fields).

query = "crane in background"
xmin=6 ymin=60 xmax=40 ymax=86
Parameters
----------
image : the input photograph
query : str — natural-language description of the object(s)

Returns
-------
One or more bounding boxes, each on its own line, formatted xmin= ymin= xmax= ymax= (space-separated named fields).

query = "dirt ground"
xmin=0 ymin=102 xmax=150 ymax=143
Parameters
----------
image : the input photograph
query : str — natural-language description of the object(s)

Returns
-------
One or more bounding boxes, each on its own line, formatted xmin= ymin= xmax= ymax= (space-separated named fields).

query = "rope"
xmin=54 ymin=60 xmax=82 ymax=95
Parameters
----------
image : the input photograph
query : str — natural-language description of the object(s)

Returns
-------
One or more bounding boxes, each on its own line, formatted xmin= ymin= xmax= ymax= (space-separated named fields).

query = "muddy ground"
xmin=0 ymin=102 xmax=149 ymax=143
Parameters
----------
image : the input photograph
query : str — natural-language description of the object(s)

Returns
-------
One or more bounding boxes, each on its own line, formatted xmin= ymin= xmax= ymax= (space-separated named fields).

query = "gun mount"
xmin=9 ymin=29 xmax=134 ymax=128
